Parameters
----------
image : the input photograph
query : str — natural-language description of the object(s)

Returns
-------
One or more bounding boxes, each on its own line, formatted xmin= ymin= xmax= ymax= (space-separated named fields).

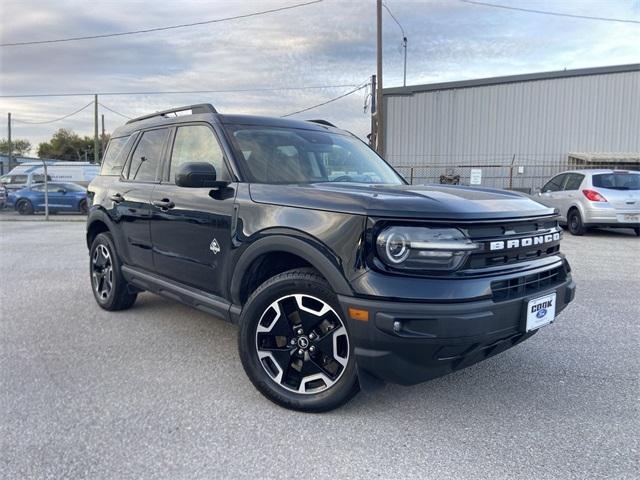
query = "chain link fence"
xmin=392 ymin=154 xmax=640 ymax=193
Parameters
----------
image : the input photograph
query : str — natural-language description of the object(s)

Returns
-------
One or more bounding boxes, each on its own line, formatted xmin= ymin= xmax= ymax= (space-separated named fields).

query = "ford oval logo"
xmin=536 ymin=308 xmax=547 ymax=319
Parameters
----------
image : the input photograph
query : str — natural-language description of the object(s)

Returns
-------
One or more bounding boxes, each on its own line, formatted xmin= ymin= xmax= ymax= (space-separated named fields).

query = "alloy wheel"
xmin=255 ymin=294 xmax=350 ymax=394
xmin=91 ymin=244 xmax=113 ymax=301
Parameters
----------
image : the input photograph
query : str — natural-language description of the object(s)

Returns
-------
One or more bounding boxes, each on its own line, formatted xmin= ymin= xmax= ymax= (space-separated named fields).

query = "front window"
xmin=170 ymin=125 xmax=228 ymax=182
xmin=224 ymin=125 xmax=404 ymax=184
xmin=592 ymin=172 xmax=640 ymax=190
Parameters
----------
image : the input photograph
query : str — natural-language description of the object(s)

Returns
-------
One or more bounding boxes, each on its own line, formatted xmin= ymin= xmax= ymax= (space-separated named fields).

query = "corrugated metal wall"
xmin=383 ymin=69 xmax=640 ymax=189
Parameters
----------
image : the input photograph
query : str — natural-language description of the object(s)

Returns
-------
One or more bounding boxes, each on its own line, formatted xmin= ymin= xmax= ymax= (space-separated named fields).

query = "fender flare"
xmin=230 ymin=234 xmax=353 ymax=305
xmin=85 ymin=207 xmax=116 ymax=248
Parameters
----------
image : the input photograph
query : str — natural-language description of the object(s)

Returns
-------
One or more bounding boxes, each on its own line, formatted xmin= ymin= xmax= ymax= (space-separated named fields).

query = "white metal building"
xmin=382 ymin=64 xmax=640 ymax=190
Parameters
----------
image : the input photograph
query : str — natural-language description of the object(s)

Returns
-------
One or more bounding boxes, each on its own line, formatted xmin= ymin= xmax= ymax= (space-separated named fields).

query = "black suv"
xmin=87 ymin=104 xmax=576 ymax=412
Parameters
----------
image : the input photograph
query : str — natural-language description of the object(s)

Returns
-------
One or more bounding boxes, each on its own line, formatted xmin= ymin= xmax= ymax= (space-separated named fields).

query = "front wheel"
xmin=238 ymin=269 xmax=359 ymax=412
xmin=79 ymin=199 xmax=89 ymax=214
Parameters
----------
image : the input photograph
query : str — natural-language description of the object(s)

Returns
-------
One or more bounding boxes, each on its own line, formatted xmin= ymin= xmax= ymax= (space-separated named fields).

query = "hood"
xmin=249 ymin=183 xmax=556 ymax=221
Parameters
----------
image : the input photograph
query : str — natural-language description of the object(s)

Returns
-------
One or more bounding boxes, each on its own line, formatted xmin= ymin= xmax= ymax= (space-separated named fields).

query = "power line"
xmin=1 ymin=0 xmax=323 ymax=47
xmin=98 ymin=103 xmax=132 ymax=120
xmin=459 ymin=0 xmax=640 ymax=24
xmin=0 ymin=84 xmax=360 ymax=98
xmin=12 ymin=101 xmax=94 ymax=125
xmin=281 ymin=84 xmax=368 ymax=117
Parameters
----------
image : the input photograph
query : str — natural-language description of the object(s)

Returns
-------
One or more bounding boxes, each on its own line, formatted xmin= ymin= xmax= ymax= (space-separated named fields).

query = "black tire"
xmin=79 ymin=199 xmax=89 ymax=214
xmin=238 ymin=268 xmax=359 ymax=412
xmin=89 ymin=232 xmax=137 ymax=311
xmin=634 ymin=227 xmax=640 ymax=237
xmin=567 ymin=209 xmax=586 ymax=236
xmin=16 ymin=199 xmax=34 ymax=215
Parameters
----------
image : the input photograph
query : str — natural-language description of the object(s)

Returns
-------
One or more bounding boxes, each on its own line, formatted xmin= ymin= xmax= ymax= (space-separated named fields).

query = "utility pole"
xmin=94 ymin=94 xmax=99 ymax=164
xmin=376 ymin=0 xmax=384 ymax=156
xmin=101 ymin=114 xmax=106 ymax=158
xmin=7 ymin=113 xmax=12 ymax=171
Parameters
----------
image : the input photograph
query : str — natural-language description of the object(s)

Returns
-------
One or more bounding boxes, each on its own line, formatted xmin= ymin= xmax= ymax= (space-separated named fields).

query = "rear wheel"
xmin=568 ymin=209 xmax=586 ymax=236
xmin=238 ymin=269 xmax=359 ymax=412
xmin=634 ymin=227 xmax=640 ymax=237
xmin=16 ymin=199 xmax=33 ymax=215
xmin=90 ymin=232 xmax=137 ymax=311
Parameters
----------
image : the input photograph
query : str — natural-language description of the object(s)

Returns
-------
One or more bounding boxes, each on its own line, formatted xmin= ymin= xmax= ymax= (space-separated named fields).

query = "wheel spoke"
xmin=256 ymin=301 xmax=293 ymax=337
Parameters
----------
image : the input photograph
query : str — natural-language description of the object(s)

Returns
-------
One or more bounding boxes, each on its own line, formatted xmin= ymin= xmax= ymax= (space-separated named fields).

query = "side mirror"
xmin=58 ymin=188 xmax=67 ymax=194
xmin=175 ymin=162 xmax=228 ymax=188
xmin=534 ymin=187 xmax=541 ymax=195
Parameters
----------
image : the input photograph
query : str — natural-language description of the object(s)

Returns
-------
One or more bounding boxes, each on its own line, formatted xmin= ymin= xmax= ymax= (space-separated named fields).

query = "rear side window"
xmin=564 ymin=174 xmax=584 ymax=191
xmin=542 ymin=174 xmax=567 ymax=193
xmin=125 ymin=129 xmax=169 ymax=182
xmin=101 ymin=135 xmax=136 ymax=176
xmin=592 ymin=173 xmax=640 ymax=191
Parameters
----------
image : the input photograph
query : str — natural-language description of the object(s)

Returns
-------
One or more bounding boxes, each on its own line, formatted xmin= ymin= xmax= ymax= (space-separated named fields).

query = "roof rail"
xmin=126 ymin=103 xmax=217 ymax=124
xmin=307 ymin=119 xmax=337 ymax=128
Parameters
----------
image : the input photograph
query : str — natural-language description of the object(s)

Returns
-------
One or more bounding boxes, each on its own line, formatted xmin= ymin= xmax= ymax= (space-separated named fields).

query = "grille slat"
xmin=491 ymin=266 xmax=566 ymax=301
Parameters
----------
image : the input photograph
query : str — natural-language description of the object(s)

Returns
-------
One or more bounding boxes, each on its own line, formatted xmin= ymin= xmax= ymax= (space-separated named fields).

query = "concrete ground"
xmin=0 ymin=222 xmax=638 ymax=480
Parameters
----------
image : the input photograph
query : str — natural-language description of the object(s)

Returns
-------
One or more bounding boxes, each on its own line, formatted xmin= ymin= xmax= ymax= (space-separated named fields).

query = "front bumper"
xmin=339 ymin=273 xmax=576 ymax=385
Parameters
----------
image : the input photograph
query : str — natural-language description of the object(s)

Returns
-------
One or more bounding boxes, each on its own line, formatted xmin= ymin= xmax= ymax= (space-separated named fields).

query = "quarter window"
xmin=102 ymin=135 xmax=136 ymax=176
xmin=126 ymin=129 xmax=168 ymax=182
xmin=170 ymin=125 xmax=228 ymax=182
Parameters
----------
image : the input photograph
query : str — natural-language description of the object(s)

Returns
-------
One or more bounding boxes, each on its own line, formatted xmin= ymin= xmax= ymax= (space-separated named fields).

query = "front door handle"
xmin=110 ymin=193 xmax=124 ymax=203
xmin=152 ymin=198 xmax=175 ymax=210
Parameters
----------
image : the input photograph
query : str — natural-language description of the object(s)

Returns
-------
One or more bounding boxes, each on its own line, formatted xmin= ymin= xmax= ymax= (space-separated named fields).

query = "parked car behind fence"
xmin=535 ymin=169 xmax=640 ymax=236
xmin=7 ymin=182 xmax=88 ymax=215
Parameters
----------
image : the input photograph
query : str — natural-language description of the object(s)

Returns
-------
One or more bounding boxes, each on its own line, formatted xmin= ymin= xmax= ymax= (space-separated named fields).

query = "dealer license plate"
xmin=526 ymin=292 xmax=556 ymax=332
xmin=617 ymin=213 xmax=640 ymax=223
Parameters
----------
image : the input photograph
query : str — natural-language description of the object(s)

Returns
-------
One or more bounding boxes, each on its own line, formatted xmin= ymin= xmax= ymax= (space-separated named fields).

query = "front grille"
xmin=463 ymin=218 xmax=561 ymax=270
xmin=491 ymin=265 xmax=566 ymax=301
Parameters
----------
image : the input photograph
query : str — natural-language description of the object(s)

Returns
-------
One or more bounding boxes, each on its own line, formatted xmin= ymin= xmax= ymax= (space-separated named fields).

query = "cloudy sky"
xmin=1 ymin=0 xmax=638 ymax=153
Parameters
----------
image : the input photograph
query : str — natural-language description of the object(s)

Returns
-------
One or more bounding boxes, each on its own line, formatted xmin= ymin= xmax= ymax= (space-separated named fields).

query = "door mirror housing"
xmin=58 ymin=188 xmax=67 ymax=194
xmin=174 ymin=162 xmax=228 ymax=188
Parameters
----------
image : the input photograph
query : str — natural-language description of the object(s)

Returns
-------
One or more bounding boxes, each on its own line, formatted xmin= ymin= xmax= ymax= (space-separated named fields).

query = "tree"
xmin=0 ymin=138 xmax=32 ymax=156
xmin=37 ymin=128 xmax=97 ymax=161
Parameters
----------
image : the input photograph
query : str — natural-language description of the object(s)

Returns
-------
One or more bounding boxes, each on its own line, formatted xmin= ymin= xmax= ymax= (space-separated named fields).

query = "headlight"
xmin=376 ymin=226 xmax=480 ymax=271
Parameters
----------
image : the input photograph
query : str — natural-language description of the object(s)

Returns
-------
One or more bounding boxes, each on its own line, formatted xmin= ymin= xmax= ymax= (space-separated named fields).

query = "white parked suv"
xmin=535 ymin=170 xmax=640 ymax=236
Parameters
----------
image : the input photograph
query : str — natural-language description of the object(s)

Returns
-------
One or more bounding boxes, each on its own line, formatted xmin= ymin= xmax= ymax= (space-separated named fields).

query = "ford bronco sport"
xmin=87 ymin=104 xmax=576 ymax=412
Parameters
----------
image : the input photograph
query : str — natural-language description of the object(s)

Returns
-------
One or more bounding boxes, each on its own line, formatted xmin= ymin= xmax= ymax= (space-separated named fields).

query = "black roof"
xmin=384 ymin=63 xmax=640 ymax=96
xmin=112 ymin=107 xmax=342 ymax=138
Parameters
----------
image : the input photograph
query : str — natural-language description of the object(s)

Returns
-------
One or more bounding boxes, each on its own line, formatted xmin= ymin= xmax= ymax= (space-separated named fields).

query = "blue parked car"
xmin=8 ymin=182 xmax=88 ymax=215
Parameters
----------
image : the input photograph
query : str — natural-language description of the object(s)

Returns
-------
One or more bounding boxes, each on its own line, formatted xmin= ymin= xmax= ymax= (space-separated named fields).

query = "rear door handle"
xmin=110 ymin=193 xmax=124 ymax=203
xmin=152 ymin=198 xmax=175 ymax=210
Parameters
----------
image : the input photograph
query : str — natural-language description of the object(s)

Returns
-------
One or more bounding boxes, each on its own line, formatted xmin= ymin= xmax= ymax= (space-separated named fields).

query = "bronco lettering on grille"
xmin=489 ymin=232 xmax=561 ymax=251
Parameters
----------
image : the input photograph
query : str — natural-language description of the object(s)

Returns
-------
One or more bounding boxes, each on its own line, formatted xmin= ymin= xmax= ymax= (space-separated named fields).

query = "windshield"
xmin=592 ymin=172 xmax=640 ymax=190
xmin=224 ymin=125 xmax=405 ymax=185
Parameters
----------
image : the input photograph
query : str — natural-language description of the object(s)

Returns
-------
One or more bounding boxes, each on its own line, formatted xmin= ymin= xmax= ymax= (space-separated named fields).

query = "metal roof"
xmin=568 ymin=153 xmax=640 ymax=163
xmin=383 ymin=64 xmax=640 ymax=96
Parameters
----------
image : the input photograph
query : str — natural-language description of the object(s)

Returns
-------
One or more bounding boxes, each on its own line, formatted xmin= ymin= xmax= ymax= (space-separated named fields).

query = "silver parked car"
xmin=535 ymin=170 xmax=640 ymax=236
